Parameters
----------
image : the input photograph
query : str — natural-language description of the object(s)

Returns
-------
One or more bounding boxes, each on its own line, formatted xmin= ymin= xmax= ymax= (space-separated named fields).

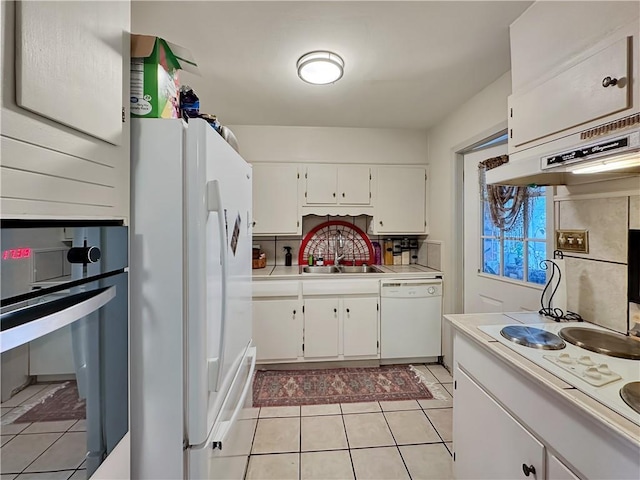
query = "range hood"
xmin=486 ymin=119 xmax=640 ymax=186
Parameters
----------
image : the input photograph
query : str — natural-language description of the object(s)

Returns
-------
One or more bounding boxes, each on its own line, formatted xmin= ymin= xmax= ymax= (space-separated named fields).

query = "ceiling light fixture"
xmin=569 ymin=152 xmax=640 ymax=174
xmin=297 ymin=51 xmax=344 ymax=85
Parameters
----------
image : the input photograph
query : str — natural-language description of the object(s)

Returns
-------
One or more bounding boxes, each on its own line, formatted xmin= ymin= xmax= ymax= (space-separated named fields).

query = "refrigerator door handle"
xmin=211 ymin=346 xmax=257 ymax=450
xmin=207 ymin=179 xmax=227 ymax=392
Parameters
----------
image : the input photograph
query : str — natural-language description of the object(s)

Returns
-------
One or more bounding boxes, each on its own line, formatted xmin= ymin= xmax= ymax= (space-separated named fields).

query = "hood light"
xmin=570 ymin=152 xmax=640 ymax=174
xmin=297 ymin=51 xmax=344 ymax=85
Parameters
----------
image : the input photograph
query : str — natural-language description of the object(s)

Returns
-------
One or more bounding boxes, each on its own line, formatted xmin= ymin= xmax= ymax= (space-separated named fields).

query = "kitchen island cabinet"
xmin=447 ymin=313 xmax=640 ymax=480
xmin=1 ymin=0 xmax=131 ymax=220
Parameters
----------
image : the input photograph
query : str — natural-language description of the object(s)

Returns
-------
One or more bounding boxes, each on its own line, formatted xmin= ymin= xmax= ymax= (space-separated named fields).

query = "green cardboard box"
xmin=130 ymin=34 xmax=198 ymax=118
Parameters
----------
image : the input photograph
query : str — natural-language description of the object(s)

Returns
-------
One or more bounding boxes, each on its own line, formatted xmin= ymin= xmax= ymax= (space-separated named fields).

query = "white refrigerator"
xmin=130 ymin=118 xmax=256 ymax=479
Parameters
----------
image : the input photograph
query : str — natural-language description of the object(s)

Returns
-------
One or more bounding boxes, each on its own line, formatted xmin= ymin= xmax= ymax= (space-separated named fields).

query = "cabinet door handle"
xmin=293 ymin=309 xmax=296 ymax=315
xmin=333 ymin=308 xmax=337 ymax=314
xmin=379 ymin=221 xmax=383 ymax=226
xmin=346 ymin=308 xmax=350 ymax=313
xmin=252 ymin=221 xmax=256 ymax=227
xmin=602 ymin=76 xmax=618 ymax=88
xmin=333 ymin=192 xmax=336 ymax=197
xmin=522 ymin=464 xmax=536 ymax=477
xmin=342 ymin=192 xmax=345 ymax=197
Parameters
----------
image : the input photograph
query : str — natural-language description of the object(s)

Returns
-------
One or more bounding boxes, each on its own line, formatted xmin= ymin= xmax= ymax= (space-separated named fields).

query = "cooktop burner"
xmin=620 ymin=382 xmax=640 ymax=414
xmin=559 ymin=327 xmax=640 ymax=360
xmin=500 ymin=325 xmax=566 ymax=350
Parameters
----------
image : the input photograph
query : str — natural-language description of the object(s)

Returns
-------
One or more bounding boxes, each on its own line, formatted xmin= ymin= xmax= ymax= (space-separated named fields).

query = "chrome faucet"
xmin=335 ymin=230 xmax=346 ymax=265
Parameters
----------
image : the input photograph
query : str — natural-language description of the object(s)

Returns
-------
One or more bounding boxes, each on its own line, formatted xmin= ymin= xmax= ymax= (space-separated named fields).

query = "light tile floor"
xmin=245 ymin=364 xmax=454 ymax=480
xmin=1 ymin=365 xmax=454 ymax=480
xmin=0 ymin=384 xmax=87 ymax=480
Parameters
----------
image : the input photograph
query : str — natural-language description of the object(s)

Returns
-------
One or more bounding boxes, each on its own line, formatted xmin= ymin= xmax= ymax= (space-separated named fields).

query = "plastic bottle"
xmin=283 ymin=246 xmax=292 ymax=266
xmin=316 ymin=250 xmax=324 ymax=266
xmin=372 ymin=242 xmax=382 ymax=265
xmin=308 ymin=254 xmax=314 ymax=266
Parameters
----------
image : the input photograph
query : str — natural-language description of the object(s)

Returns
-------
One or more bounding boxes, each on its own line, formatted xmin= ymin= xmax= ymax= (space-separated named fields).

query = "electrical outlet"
xmin=555 ymin=229 xmax=589 ymax=253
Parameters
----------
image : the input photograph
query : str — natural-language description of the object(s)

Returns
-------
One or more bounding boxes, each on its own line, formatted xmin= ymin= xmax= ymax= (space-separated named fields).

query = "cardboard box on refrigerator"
xmin=130 ymin=34 xmax=198 ymax=118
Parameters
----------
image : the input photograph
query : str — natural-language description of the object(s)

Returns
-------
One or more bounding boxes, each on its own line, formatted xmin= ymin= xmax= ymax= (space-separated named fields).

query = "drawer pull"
xmin=602 ymin=76 xmax=618 ymax=88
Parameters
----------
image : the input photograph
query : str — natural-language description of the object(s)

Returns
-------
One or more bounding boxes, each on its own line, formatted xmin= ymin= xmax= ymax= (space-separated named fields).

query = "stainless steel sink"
xmin=301 ymin=265 xmax=381 ymax=274
xmin=339 ymin=265 xmax=382 ymax=274
xmin=302 ymin=266 xmax=341 ymax=274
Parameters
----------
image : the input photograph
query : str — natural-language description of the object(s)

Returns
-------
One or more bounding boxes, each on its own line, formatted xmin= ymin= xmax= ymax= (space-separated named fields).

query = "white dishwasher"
xmin=380 ymin=279 xmax=442 ymax=360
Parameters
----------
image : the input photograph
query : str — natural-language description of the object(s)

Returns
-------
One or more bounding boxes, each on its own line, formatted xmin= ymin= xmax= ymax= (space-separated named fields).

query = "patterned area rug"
xmin=253 ymin=365 xmax=433 ymax=407
xmin=12 ymin=382 xmax=86 ymax=423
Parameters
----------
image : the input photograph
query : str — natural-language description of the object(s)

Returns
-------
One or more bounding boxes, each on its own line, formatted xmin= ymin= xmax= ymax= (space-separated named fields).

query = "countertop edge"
xmin=445 ymin=313 xmax=640 ymax=446
xmin=252 ymin=265 xmax=443 ymax=280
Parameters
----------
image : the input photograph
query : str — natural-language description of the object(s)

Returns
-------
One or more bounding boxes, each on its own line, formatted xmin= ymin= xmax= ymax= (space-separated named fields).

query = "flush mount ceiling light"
xmin=297 ymin=51 xmax=344 ymax=85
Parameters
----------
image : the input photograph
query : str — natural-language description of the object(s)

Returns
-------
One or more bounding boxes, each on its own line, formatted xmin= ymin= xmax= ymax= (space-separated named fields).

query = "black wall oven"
xmin=0 ymin=220 xmax=128 ymax=478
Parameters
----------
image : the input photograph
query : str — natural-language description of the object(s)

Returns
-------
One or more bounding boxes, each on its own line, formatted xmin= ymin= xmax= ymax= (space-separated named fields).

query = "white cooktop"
xmin=478 ymin=322 xmax=640 ymax=426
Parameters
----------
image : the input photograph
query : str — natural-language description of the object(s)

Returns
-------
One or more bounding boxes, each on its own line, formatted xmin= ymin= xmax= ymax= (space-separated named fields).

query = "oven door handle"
xmin=0 ymin=286 xmax=116 ymax=353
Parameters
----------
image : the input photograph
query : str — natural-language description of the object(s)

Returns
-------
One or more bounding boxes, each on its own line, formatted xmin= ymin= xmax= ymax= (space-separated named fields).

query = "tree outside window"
xmin=481 ymin=186 xmax=546 ymax=284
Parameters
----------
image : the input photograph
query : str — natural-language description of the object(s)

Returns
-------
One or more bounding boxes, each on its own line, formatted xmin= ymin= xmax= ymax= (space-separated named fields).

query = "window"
xmin=481 ymin=186 xmax=546 ymax=285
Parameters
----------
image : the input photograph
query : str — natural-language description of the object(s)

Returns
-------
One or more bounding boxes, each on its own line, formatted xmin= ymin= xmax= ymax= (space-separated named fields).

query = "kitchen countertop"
xmin=252 ymin=264 xmax=442 ymax=279
xmin=445 ymin=312 xmax=640 ymax=445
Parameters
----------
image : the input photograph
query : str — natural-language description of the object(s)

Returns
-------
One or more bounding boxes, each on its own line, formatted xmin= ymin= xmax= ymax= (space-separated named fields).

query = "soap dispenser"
xmin=283 ymin=246 xmax=292 ymax=266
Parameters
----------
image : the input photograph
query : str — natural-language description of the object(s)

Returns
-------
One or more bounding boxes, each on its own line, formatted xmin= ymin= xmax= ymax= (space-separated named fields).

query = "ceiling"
xmin=131 ymin=1 xmax=533 ymax=130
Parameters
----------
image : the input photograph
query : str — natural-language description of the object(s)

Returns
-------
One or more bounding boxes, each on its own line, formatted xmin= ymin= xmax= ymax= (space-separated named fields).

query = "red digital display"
xmin=2 ymin=248 xmax=32 ymax=260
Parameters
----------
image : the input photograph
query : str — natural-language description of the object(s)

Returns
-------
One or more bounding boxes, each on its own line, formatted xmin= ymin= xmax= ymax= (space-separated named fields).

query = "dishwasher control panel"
xmin=381 ymin=280 xmax=442 ymax=298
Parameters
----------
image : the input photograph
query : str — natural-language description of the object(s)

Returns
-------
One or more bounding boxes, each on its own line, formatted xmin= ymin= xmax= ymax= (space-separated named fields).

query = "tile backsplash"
xmin=556 ymin=193 xmax=638 ymax=334
xmin=252 ymin=215 xmax=429 ymax=267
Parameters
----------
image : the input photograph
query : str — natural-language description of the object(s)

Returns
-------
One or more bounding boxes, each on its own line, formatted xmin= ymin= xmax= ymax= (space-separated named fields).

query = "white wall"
xmin=227 ymin=125 xmax=428 ymax=165
xmin=426 ymin=71 xmax=511 ymax=370
xmin=427 ymin=71 xmax=511 ymax=315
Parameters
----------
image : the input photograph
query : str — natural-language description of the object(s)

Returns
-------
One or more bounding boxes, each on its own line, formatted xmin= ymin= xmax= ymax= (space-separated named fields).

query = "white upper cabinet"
xmin=16 ymin=2 xmax=124 ymax=145
xmin=507 ymin=2 xmax=639 ymax=154
xmin=252 ymin=163 xmax=300 ymax=235
xmin=374 ymin=166 xmax=427 ymax=234
xmin=337 ymin=166 xmax=371 ymax=205
xmin=509 ymin=36 xmax=632 ymax=149
xmin=305 ymin=164 xmax=337 ymax=204
xmin=304 ymin=164 xmax=371 ymax=206
xmin=1 ymin=0 xmax=131 ymax=220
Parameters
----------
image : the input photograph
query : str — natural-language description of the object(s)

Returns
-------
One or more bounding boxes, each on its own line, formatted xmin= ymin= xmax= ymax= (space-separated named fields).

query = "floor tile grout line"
xmin=380 ymin=404 xmax=414 ymax=480
xmin=298 ymin=410 xmax=302 ymax=480
xmin=0 ymin=384 xmax=49 ymax=410
xmin=421 ymin=407 xmax=449 ymax=445
xmin=17 ymin=430 xmax=81 ymax=476
xmin=3 ymin=418 xmax=86 ymax=476
xmin=339 ymin=404 xmax=358 ymax=480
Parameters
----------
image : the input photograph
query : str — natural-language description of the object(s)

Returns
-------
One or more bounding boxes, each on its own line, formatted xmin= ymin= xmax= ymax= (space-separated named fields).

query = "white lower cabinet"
xmin=452 ymin=332 xmax=637 ymax=480
xmin=252 ymin=279 xmax=381 ymax=363
xmin=547 ymin=454 xmax=580 ymax=480
xmin=454 ymin=367 xmax=544 ymax=480
xmin=342 ymin=296 xmax=379 ymax=357
xmin=252 ymin=298 xmax=302 ymax=362
xmin=303 ymin=298 xmax=340 ymax=359
xmin=303 ymin=295 xmax=379 ymax=360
